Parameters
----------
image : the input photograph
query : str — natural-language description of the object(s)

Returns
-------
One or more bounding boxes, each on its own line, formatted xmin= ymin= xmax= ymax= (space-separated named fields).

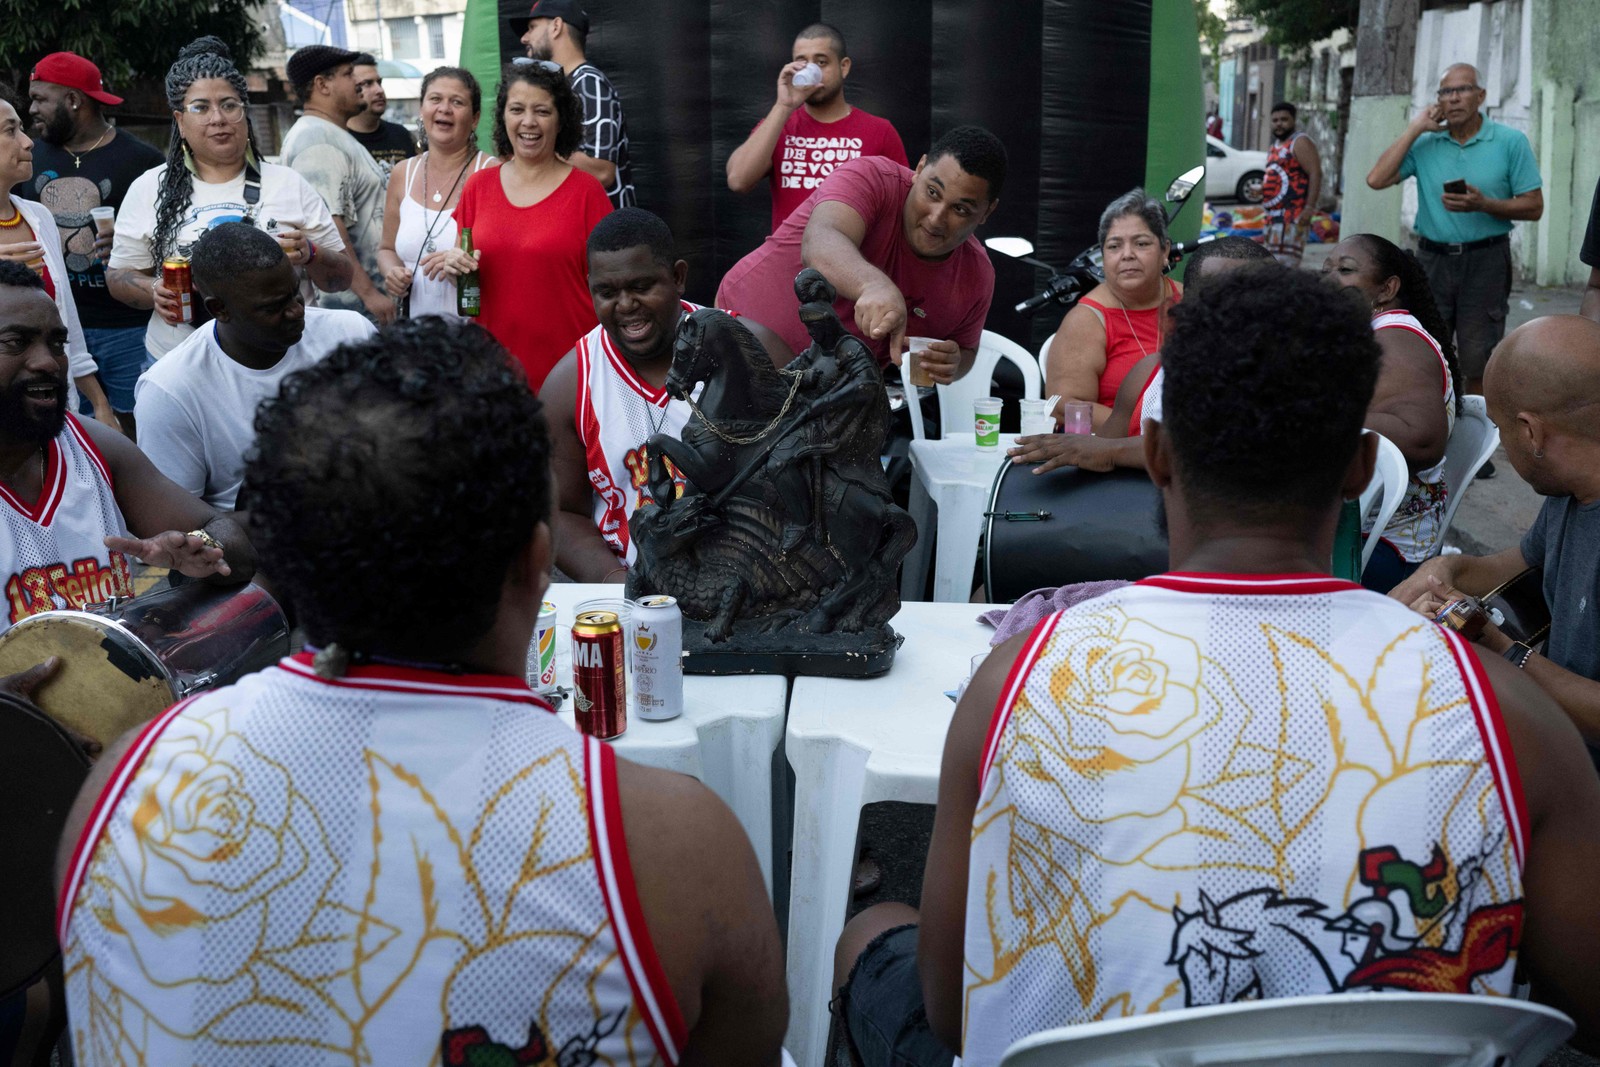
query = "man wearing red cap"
xmin=515 ymin=0 xmax=635 ymax=209
xmin=19 ymin=52 xmax=162 ymax=438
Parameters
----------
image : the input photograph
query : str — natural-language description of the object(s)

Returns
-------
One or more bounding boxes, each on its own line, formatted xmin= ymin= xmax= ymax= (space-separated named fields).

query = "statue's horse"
xmin=631 ymin=302 xmax=913 ymax=642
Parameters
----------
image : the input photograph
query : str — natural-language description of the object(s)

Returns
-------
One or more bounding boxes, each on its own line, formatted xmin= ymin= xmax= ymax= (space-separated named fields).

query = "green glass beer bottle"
xmin=457 ymin=228 xmax=481 ymax=317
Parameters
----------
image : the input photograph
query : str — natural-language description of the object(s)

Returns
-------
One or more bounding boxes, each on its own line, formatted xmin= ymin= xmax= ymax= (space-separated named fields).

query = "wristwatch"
xmin=1503 ymin=642 xmax=1535 ymax=670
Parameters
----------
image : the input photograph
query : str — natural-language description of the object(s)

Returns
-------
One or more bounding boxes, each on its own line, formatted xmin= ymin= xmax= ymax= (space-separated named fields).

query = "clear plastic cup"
xmin=90 ymin=206 xmax=115 ymax=236
xmin=906 ymin=336 xmax=938 ymax=388
xmin=1018 ymin=398 xmax=1055 ymax=439
xmin=1061 ymin=400 xmax=1093 ymax=435
xmin=974 ymin=397 xmax=1003 ymax=448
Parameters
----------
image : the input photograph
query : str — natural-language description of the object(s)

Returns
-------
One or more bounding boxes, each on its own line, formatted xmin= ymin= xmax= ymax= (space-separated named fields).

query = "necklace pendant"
xmin=432 ymin=191 xmax=443 ymax=203
xmin=73 ymin=157 xmax=82 ymax=169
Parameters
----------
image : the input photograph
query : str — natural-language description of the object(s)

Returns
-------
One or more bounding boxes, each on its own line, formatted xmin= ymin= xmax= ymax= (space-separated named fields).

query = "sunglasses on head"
xmin=512 ymin=57 xmax=563 ymax=74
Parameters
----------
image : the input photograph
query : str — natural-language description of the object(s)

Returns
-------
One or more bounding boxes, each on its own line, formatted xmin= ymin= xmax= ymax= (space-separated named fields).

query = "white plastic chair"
xmin=1038 ymin=330 xmax=1056 ymax=369
xmin=998 ymin=992 xmax=1573 ymax=1067
xmin=1433 ymin=395 xmax=1500 ymax=555
xmin=1358 ymin=430 xmax=1410 ymax=573
xmin=908 ymin=329 xmax=1043 ymax=441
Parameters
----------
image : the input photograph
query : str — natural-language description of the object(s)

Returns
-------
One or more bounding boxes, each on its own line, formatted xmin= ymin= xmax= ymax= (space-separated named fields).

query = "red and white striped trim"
xmin=66 ymin=413 xmax=114 ymax=491
xmin=979 ymin=613 xmax=1061 ymax=786
xmin=595 ymin=301 xmax=703 ymax=406
xmin=0 ymin=432 xmax=66 ymax=525
xmin=584 ymin=739 xmax=687 ymax=1063
xmin=56 ymin=695 xmax=200 ymax=943
xmin=276 ymin=653 xmax=554 ymax=709
xmin=1438 ymin=629 xmax=1529 ymax=871
xmin=1137 ymin=572 xmax=1366 ymax=596
xmin=1375 ymin=310 xmax=1451 ymax=399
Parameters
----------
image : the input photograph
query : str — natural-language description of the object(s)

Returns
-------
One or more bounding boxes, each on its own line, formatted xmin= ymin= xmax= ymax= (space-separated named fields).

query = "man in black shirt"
xmin=348 ymin=54 xmax=417 ymax=180
xmin=21 ymin=52 xmax=162 ymax=438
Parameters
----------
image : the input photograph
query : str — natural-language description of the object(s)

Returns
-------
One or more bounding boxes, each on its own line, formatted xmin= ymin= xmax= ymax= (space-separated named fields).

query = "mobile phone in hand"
xmin=1444 ymin=179 xmax=1468 ymax=195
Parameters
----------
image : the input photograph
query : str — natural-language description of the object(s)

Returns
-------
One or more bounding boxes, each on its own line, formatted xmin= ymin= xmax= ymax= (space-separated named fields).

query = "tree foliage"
xmin=1194 ymin=0 xmax=1228 ymax=85
xmin=1229 ymin=0 xmax=1358 ymax=54
xmin=0 ymin=0 xmax=263 ymax=93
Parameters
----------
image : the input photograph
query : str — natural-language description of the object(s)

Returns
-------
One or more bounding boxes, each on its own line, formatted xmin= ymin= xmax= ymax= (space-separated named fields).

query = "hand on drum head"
xmin=1008 ymin=432 xmax=1119 ymax=474
xmin=104 ymin=530 xmax=231 ymax=579
xmin=0 ymin=657 xmax=99 ymax=758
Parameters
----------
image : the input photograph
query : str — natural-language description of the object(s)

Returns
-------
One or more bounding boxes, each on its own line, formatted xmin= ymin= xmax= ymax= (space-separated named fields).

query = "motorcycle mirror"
xmin=1166 ymin=166 xmax=1206 ymax=203
xmin=985 ymin=236 xmax=1036 ymax=259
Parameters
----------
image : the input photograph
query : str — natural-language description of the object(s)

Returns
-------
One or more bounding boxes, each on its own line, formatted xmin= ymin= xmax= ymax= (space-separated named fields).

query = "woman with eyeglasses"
xmin=378 ymin=66 xmax=497 ymax=320
xmin=438 ymin=58 xmax=611 ymax=391
xmin=1044 ymin=188 xmax=1182 ymax=433
xmin=106 ymin=37 xmax=353 ymax=361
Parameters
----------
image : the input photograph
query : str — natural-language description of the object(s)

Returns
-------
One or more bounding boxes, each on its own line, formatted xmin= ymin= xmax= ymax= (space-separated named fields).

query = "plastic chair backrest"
xmin=1433 ymin=395 xmax=1500 ymax=555
xmin=917 ymin=330 xmax=1042 ymax=441
xmin=997 ymin=992 xmax=1573 ymax=1067
xmin=1358 ymin=430 xmax=1410 ymax=572
xmin=1038 ymin=331 xmax=1055 ymax=368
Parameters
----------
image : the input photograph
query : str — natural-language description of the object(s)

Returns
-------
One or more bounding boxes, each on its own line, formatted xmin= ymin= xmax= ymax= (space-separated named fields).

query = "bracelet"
xmin=305 ymin=240 xmax=317 ymax=265
xmin=1503 ymin=641 xmax=1535 ymax=670
xmin=186 ymin=527 xmax=222 ymax=552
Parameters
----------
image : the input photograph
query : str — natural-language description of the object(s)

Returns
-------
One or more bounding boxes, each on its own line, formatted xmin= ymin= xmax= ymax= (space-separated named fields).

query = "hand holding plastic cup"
xmin=974 ymin=397 xmax=1003 ymax=448
xmin=905 ymin=336 xmax=937 ymax=389
xmin=1061 ymin=400 xmax=1093 ymax=435
xmin=792 ymin=62 xmax=823 ymax=87
xmin=90 ymin=206 xmax=115 ymax=237
xmin=1017 ymin=398 xmax=1055 ymax=440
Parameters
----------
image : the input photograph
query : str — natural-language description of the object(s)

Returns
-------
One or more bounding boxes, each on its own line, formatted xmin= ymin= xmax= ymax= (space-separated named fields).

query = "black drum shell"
xmin=985 ymin=460 xmax=1168 ymax=603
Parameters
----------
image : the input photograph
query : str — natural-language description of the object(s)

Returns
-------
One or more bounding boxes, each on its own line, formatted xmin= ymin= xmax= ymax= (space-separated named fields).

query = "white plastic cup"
xmin=1061 ymin=400 xmax=1093 ymax=435
xmin=90 ymin=206 xmax=115 ymax=236
xmin=1018 ymin=398 xmax=1055 ymax=439
xmin=974 ymin=397 xmax=1003 ymax=448
xmin=793 ymin=62 xmax=823 ymax=87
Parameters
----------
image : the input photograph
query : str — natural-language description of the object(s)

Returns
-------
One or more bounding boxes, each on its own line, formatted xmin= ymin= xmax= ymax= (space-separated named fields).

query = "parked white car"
xmin=1206 ymin=135 xmax=1269 ymax=203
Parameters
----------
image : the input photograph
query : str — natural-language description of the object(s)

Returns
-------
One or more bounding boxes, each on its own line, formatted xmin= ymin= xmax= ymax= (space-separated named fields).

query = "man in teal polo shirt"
xmin=1367 ymin=62 xmax=1542 ymax=417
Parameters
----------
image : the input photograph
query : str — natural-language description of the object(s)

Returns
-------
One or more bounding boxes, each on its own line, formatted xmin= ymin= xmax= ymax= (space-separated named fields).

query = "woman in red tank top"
xmin=1044 ymin=189 xmax=1181 ymax=432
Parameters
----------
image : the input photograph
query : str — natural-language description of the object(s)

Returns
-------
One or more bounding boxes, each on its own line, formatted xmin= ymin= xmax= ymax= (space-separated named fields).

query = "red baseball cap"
xmin=31 ymin=52 xmax=124 ymax=106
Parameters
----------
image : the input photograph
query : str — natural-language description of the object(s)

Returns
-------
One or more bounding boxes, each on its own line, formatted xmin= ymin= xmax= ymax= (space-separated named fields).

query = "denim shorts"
xmin=835 ymin=924 xmax=954 ymax=1067
xmin=80 ymin=326 xmax=152 ymax=414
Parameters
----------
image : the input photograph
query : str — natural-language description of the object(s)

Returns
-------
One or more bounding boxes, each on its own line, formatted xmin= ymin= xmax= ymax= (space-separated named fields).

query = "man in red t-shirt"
xmin=725 ymin=22 xmax=908 ymax=233
xmin=716 ymin=125 xmax=1005 ymax=385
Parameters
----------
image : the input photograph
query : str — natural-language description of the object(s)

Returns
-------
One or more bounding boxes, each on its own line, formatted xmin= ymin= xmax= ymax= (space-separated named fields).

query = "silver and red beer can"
xmin=161 ymin=256 xmax=194 ymax=324
xmin=572 ymin=609 xmax=626 ymax=738
xmin=632 ymin=594 xmax=683 ymax=721
xmin=524 ymin=600 xmax=558 ymax=694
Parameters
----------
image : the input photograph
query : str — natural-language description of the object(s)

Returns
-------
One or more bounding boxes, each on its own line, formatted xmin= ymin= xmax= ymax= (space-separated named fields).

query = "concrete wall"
xmin=1531 ymin=0 xmax=1600 ymax=285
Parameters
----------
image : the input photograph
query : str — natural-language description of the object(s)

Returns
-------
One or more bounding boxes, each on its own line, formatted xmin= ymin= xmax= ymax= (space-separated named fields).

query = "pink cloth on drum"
xmin=978 ymin=580 xmax=1131 ymax=645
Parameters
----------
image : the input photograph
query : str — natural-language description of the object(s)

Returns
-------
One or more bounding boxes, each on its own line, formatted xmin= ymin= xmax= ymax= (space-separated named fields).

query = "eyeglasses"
xmin=182 ymin=99 xmax=247 ymax=121
xmin=512 ymin=58 xmax=563 ymax=75
xmin=1436 ymin=85 xmax=1481 ymax=100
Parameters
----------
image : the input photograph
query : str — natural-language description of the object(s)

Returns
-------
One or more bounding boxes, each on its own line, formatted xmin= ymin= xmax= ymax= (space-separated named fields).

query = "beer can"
xmin=525 ymin=600 xmax=558 ymax=694
xmin=161 ymin=256 xmax=194 ymax=324
xmin=632 ymin=594 xmax=683 ymax=721
xmin=572 ymin=609 xmax=626 ymax=739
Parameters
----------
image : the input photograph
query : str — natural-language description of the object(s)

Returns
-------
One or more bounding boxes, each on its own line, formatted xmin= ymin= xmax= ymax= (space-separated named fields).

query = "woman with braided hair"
xmin=106 ymin=37 xmax=353 ymax=360
xmin=1323 ymin=232 xmax=1464 ymax=590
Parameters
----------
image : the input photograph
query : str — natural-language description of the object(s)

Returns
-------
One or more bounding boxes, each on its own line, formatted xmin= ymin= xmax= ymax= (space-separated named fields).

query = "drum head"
xmin=0 ymin=693 xmax=90 ymax=998
xmin=0 ymin=614 xmax=175 ymax=747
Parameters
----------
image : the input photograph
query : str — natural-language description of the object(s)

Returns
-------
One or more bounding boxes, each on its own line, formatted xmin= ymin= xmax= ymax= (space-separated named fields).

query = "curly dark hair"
xmin=926 ymin=125 xmax=1007 ymax=201
xmin=1161 ymin=265 xmax=1380 ymax=523
xmin=492 ymin=60 xmax=582 ymax=160
xmin=244 ymin=318 xmax=550 ymax=659
xmin=0 ymin=260 xmax=45 ymax=291
xmin=153 ymin=37 xmax=266 ymax=262
xmin=587 ymin=207 xmax=675 ymax=267
xmin=1350 ymin=233 xmax=1464 ymax=415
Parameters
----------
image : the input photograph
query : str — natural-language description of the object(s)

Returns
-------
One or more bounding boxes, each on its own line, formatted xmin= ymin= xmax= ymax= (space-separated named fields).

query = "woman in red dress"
xmin=441 ymin=59 xmax=611 ymax=391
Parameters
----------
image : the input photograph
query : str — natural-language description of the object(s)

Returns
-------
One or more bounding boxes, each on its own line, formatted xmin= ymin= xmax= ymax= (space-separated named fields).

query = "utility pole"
xmin=1341 ymin=0 xmax=1419 ymax=239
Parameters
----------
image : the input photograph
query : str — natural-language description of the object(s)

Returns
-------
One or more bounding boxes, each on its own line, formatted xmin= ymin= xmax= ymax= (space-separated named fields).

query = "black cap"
xmin=286 ymin=44 xmax=363 ymax=89
xmin=509 ymin=0 xmax=591 ymax=40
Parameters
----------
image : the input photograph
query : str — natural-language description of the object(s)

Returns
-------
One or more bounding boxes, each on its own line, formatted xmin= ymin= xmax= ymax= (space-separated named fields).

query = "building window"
xmin=426 ymin=14 xmax=446 ymax=59
xmin=388 ymin=17 xmax=419 ymax=58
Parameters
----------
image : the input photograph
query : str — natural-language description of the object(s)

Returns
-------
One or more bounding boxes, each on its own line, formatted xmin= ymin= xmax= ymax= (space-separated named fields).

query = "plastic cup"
xmin=793 ymin=62 xmax=823 ymax=87
xmin=1061 ymin=400 xmax=1093 ymax=435
xmin=90 ymin=206 xmax=115 ymax=236
xmin=974 ymin=397 xmax=1003 ymax=448
xmin=906 ymin=336 xmax=938 ymax=388
xmin=1018 ymin=398 xmax=1055 ymax=439
xmin=955 ymin=651 xmax=989 ymax=702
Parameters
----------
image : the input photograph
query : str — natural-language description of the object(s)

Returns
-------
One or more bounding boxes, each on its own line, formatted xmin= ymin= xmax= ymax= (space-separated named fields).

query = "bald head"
xmin=1488 ymin=316 xmax=1600 ymax=428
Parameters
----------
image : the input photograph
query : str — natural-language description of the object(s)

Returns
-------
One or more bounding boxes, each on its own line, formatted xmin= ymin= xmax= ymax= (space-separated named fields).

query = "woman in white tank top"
xmin=378 ymin=67 xmax=497 ymax=320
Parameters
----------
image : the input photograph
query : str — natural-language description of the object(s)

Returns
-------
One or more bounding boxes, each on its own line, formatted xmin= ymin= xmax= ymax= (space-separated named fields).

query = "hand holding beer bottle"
xmin=456 ymin=228 xmax=480 ymax=318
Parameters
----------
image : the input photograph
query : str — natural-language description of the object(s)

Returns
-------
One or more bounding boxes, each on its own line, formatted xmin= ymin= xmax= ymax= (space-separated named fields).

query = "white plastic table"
xmin=783 ymin=600 xmax=994 ymax=1067
xmin=900 ymin=433 xmax=1011 ymax=602
xmin=544 ymin=584 xmax=789 ymax=895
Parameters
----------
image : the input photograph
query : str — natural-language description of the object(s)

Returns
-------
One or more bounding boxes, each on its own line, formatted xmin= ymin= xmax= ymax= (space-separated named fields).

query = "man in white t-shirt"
xmin=280 ymin=45 xmax=394 ymax=324
xmin=135 ymin=223 xmax=373 ymax=511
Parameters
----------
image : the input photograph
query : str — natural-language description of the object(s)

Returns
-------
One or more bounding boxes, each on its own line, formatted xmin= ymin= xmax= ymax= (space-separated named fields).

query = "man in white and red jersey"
xmin=56 ymin=317 xmax=786 ymax=1065
xmin=0 ymin=260 xmax=250 ymax=644
xmin=725 ymin=22 xmax=908 ymax=233
xmin=830 ymin=267 xmax=1600 ymax=1067
xmin=544 ymin=208 xmax=792 ymax=582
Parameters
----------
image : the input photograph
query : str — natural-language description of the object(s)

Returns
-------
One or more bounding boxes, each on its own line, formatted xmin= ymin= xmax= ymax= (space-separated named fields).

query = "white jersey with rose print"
xmin=60 ymin=653 xmax=684 ymax=1066
xmin=960 ymin=573 xmax=1526 ymax=1067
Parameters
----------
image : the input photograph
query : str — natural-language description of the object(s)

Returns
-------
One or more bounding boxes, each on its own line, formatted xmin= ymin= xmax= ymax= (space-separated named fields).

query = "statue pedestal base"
xmin=682 ymin=621 xmax=903 ymax=678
